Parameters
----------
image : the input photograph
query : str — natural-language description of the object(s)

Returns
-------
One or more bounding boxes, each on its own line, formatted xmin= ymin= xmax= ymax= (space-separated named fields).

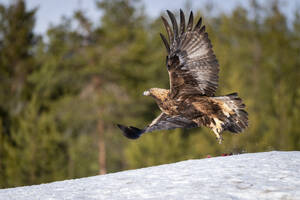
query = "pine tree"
xmin=0 ymin=0 xmax=37 ymax=187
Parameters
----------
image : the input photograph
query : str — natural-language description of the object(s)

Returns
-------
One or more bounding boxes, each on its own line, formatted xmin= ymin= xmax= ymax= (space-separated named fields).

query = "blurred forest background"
xmin=0 ymin=0 xmax=299 ymax=188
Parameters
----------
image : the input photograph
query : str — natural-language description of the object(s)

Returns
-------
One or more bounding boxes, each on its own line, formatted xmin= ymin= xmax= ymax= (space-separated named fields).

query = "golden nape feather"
xmin=117 ymin=10 xmax=248 ymax=143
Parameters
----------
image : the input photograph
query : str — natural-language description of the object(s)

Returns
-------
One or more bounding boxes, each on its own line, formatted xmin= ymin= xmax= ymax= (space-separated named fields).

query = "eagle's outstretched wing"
xmin=160 ymin=10 xmax=219 ymax=98
xmin=117 ymin=113 xmax=197 ymax=139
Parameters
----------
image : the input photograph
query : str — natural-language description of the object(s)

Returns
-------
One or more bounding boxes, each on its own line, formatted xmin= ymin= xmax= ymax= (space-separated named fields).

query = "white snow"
xmin=1 ymin=151 xmax=300 ymax=200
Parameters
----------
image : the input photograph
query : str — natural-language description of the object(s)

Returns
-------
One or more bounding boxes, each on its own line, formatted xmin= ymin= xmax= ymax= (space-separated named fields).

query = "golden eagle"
xmin=117 ymin=10 xmax=248 ymax=143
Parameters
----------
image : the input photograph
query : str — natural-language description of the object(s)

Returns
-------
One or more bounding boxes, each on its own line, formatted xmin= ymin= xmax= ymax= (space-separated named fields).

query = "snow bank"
xmin=1 ymin=151 xmax=300 ymax=200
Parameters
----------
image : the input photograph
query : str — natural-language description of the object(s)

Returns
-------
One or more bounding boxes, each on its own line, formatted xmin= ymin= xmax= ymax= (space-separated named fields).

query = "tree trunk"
xmin=97 ymin=119 xmax=106 ymax=175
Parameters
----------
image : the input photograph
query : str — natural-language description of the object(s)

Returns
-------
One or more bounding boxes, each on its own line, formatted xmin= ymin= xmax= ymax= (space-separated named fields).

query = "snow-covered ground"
xmin=1 ymin=151 xmax=300 ymax=200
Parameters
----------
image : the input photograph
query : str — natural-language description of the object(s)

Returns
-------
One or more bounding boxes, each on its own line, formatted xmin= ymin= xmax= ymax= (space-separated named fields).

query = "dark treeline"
xmin=0 ymin=0 xmax=299 ymax=188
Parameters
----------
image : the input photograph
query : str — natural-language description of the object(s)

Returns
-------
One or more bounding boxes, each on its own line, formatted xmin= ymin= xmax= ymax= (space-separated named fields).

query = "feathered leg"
xmin=194 ymin=117 xmax=224 ymax=144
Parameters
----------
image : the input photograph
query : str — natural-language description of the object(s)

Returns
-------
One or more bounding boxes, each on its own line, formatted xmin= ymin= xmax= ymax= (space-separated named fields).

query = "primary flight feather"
xmin=117 ymin=10 xmax=248 ymax=143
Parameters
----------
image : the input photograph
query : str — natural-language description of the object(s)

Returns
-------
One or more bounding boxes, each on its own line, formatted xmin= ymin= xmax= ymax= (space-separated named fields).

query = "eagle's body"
xmin=117 ymin=10 xmax=248 ymax=143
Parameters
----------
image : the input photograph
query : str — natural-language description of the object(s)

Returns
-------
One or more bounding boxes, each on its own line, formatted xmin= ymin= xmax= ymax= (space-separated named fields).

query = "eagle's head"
xmin=143 ymin=88 xmax=169 ymax=100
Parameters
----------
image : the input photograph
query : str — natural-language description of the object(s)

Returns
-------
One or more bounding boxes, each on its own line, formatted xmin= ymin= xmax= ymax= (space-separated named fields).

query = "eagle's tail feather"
xmin=215 ymin=93 xmax=248 ymax=133
xmin=117 ymin=124 xmax=144 ymax=139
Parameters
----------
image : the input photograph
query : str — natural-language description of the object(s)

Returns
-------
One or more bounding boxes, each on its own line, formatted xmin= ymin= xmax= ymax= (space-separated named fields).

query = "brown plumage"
xmin=117 ymin=10 xmax=248 ymax=143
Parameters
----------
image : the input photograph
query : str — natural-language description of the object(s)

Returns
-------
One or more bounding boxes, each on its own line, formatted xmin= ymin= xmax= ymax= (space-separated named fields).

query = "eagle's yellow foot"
xmin=216 ymin=135 xmax=223 ymax=144
xmin=212 ymin=128 xmax=223 ymax=144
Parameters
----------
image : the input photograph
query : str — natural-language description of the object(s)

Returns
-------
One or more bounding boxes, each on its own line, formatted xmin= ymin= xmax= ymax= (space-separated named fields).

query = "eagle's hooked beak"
xmin=143 ymin=90 xmax=150 ymax=96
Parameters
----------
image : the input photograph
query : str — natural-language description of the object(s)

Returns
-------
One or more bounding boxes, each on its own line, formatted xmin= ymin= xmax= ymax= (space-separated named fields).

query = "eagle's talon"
xmin=216 ymin=135 xmax=223 ymax=144
xmin=219 ymin=138 xmax=223 ymax=144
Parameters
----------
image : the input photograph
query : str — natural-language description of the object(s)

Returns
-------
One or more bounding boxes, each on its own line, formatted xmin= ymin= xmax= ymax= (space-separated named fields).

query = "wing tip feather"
xmin=117 ymin=124 xmax=143 ymax=139
xmin=166 ymin=10 xmax=178 ymax=39
xmin=160 ymin=33 xmax=170 ymax=53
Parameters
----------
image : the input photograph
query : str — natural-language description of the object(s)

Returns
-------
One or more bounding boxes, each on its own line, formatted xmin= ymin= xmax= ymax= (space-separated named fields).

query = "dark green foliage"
xmin=0 ymin=0 xmax=299 ymax=188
